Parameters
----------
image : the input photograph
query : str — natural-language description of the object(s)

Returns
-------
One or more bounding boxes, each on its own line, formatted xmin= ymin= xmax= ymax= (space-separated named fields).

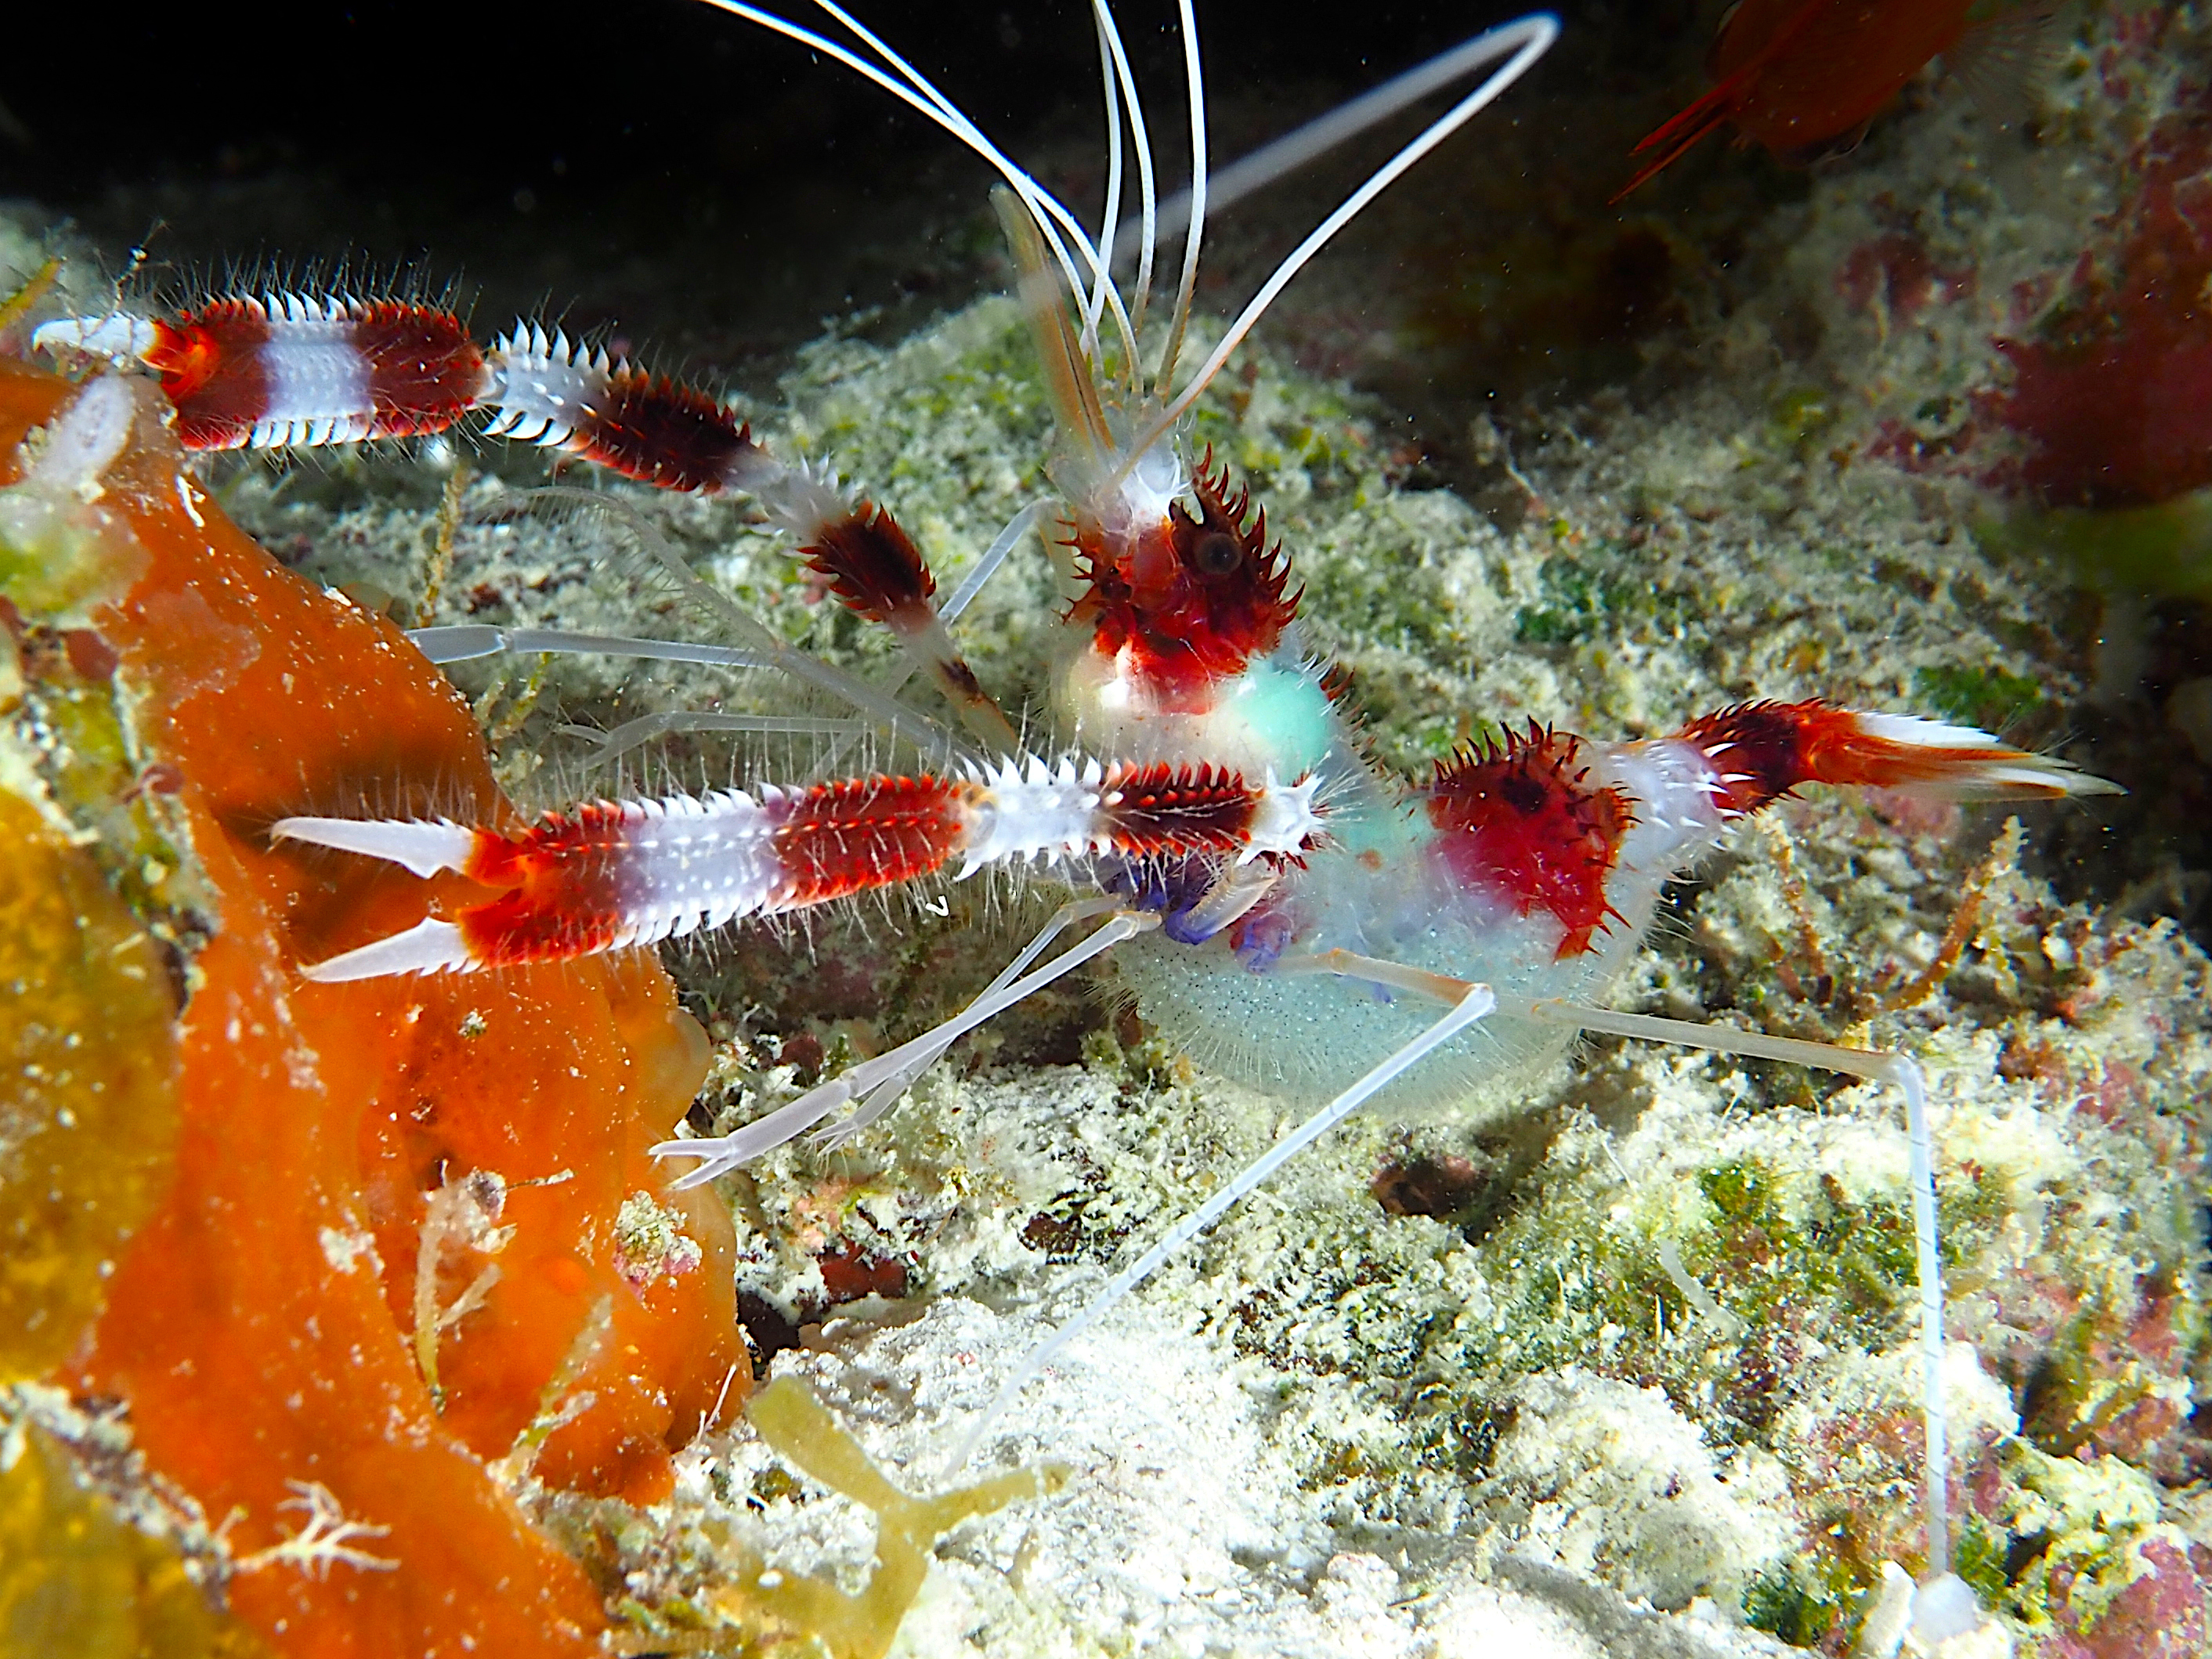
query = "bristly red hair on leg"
xmin=131 ymin=295 xmax=488 ymax=450
xmin=797 ymin=502 xmax=938 ymax=630
xmin=480 ymin=324 xmax=769 ymax=494
xmin=562 ymin=366 xmax=764 ymax=494
xmin=767 ymin=775 xmax=970 ymax=905
xmin=1423 ymin=722 xmax=1635 ymax=959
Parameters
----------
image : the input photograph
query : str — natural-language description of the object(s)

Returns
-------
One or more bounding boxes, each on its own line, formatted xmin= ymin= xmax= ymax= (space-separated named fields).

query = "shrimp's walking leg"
xmin=407 ymin=624 xmax=872 ymax=761
xmin=409 ymin=624 xmax=779 ymax=670
xmin=651 ymin=909 xmax=1161 ymax=1187
xmin=511 ymin=486 xmax=972 ymax=760
xmin=812 ymin=894 xmax=1128 ymax=1152
xmin=418 ymin=502 xmax=1050 ymax=766
xmin=1279 ymin=945 xmax=1983 ymax=1646
xmin=1514 ymin=1004 xmax=1964 ymax=1576
xmin=816 ymin=497 xmax=1054 ymax=774
xmin=946 ymin=978 xmax=1496 ymax=1473
xmin=755 ymin=470 xmax=1024 ymax=754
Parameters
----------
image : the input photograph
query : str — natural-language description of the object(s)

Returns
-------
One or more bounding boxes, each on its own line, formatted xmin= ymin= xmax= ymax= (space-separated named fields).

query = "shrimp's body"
xmin=30 ymin=4 xmax=2120 ymax=1643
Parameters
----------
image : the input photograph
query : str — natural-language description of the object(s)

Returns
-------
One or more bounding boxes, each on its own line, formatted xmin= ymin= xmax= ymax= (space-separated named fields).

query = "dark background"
xmin=0 ymin=2 xmax=1706 ymax=386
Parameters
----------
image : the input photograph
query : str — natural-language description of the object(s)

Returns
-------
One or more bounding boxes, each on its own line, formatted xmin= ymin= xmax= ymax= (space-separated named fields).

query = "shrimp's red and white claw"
xmin=37 ymin=297 xmax=1019 ymax=743
xmin=274 ymin=757 xmax=1323 ymax=980
xmin=35 ymin=296 xmax=490 ymax=450
xmin=33 ymin=299 xmax=777 ymax=492
xmin=1412 ymin=703 xmax=2117 ymax=967
xmin=1672 ymin=699 xmax=2123 ymax=811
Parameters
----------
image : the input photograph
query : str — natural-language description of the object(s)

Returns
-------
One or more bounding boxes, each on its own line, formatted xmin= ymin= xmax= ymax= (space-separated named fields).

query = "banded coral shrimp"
xmin=13 ymin=3 xmax=2159 ymax=1659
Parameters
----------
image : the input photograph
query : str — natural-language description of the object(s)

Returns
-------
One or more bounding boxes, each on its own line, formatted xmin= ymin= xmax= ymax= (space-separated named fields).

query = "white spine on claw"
xmin=271 ymin=815 xmax=479 ymax=879
xmin=755 ymin=456 xmax=851 ymax=541
xmin=483 ymin=323 xmax=611 ymax=447
xmin=297 ymin=918 xmax=475 ymax=982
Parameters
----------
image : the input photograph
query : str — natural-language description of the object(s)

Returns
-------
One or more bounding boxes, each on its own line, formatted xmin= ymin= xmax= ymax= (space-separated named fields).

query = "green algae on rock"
xmin=0 ymin=789 xmax=179 ymax=1384
xmin=0 ymin=1422 xmax=268 ymax=1659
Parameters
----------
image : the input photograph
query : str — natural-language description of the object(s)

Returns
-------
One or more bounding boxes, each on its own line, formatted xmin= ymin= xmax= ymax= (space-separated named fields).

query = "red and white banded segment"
xmin=32 ymin=298 xmax=781 ymax=495
xmin=479 ymin=322 xmax=775 ymax=493
xmin=29 ymin=298 xmax=962 ymax=572
xmin=1667 ymin=699 xmax=2122 ymax=815
xmin=34 ymin=294 xmax=1010 ymax=736
xmin=273 ymin=756 xmax=1322 ymax=981
xmin=34 ymin=296 xmax=492 ymax=451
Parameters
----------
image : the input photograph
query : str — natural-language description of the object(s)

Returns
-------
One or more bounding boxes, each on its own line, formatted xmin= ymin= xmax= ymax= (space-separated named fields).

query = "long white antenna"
xmin=1085 ymin=6 xmax=1126 ymax=370
xmin=804 ymin=0 xmax=1147 ymax=371
xmin=1126 ymin=13 xmax=1560 ymax=468
xmin=1093 ymin=0 xmax=1159 ymax=350
xmin=1122 ymin=18 xmax=1567 ymax=260
xmin=697 ymin=1 xmax=1142 ymax=370
xmin=1153 ymin=0 xmax=1211 ymax=392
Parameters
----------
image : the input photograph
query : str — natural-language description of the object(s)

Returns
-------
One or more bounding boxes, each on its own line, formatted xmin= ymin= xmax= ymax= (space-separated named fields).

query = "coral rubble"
xmin=7 ymin=2 xmax=2212 ymax=1655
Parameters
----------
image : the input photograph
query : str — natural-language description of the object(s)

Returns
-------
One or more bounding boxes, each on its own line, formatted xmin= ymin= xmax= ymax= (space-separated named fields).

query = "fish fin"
xmin=1614 ymin=80 xmax=1745 ymax=201
xmin=1773 ymin=117 xmax=1876 ymax=172
xmin=1949 ymin=4 xmax=2070 ymax=131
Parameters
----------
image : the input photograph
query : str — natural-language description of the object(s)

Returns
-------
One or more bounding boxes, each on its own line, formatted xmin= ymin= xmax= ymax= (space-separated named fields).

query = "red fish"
xmin=1617 ymin=0 xmax=2057 ymax=199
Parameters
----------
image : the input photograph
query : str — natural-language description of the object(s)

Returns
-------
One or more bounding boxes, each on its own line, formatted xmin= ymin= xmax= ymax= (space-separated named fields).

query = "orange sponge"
xmin=1 ymin=360 xmax=743 ymax=1657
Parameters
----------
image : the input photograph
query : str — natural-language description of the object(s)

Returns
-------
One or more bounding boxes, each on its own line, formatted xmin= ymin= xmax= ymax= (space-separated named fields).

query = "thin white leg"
xmin=553 ymin=710 xmax=869 ymax=765
xmin=652 ymin=910 xmax=1158 ymax=1187
xmin=1511 ymin=997 xmax=1950 ymax=1577
xmin=935 ymin=499 xmax=1052 ymax=626
xmin=1268 ymin=952 xmax=1975 ymax=1633
xmin=514 ymin=485 xmax=965 ymax=758
xmin=407 ymin=623 xmax=777 ymax=670
xmin=812 ymin=895 xmax=1128 ymax=1151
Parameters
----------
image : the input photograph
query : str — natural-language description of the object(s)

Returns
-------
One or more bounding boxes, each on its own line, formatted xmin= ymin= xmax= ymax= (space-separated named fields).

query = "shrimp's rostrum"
xmin=28 ymin=1 xmax=2129 ymax=1646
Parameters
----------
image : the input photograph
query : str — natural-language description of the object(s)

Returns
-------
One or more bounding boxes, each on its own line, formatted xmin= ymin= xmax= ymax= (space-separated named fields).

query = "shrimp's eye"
xmin=1190 ymin=531 xmax=1242 ymax=577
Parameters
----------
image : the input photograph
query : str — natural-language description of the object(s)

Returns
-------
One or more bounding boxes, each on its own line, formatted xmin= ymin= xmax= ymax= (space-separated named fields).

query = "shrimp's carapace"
xmin=1617 ymin=0 xmax=2044 ymax=199
xmin=1066 ymin=454 xmax=1301 ymax=714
